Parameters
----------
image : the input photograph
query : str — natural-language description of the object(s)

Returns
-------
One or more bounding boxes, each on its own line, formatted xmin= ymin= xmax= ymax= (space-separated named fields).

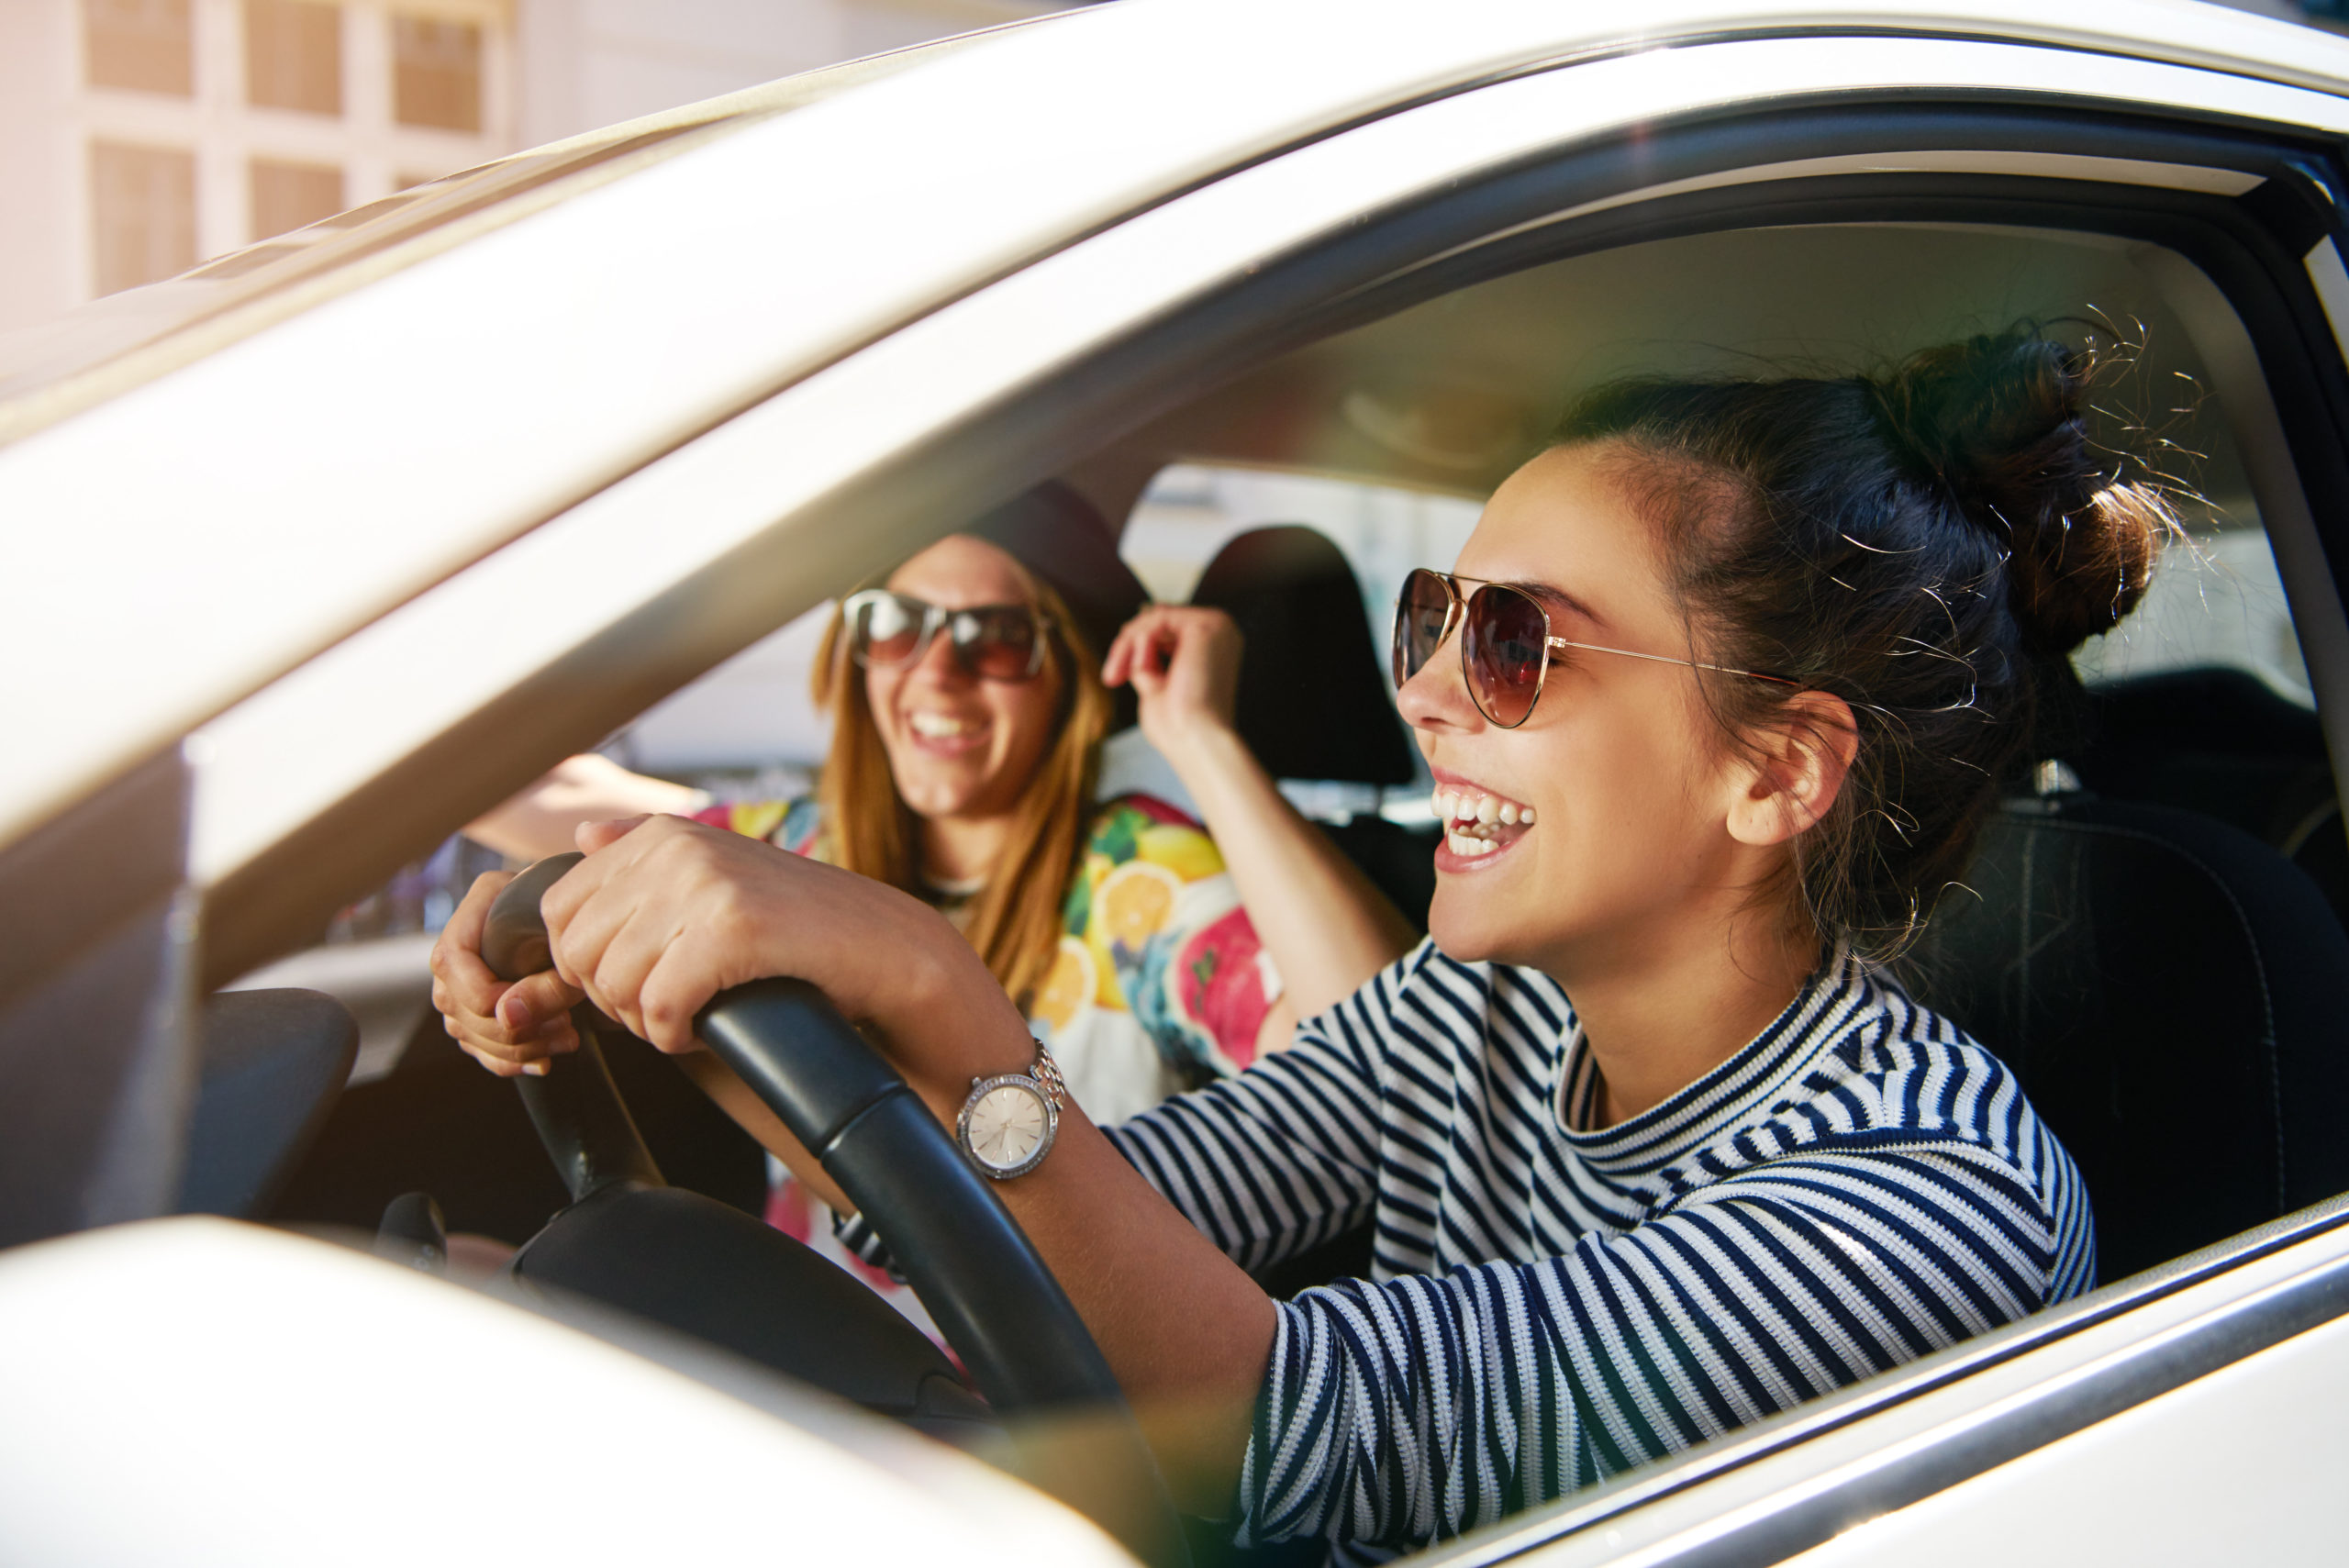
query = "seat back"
xmin=1190 ymin=525 xmax=1436 ymax=928
xmin=1902 ymin=794 xmax=2349 ymax=1284
xmin=1189 ymin=525 xmax=1418 ymax=786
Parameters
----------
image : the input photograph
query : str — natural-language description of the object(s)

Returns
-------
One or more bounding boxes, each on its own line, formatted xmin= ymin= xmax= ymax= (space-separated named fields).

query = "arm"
xmin=1243 ymin=1144 xmax=2069 ymax=1547
xmin=1104 ymin=607 xmax=1417 ymax=1025
xmin=464 ymin=752 xmax=707 ymax=862
xmin=528 ymin=815 xmax=1279 ymax=1513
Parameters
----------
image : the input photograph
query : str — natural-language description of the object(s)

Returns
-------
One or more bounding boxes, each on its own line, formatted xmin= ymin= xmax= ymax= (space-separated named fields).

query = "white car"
xmin=6 ymin=2 xmax=2349 ymax=1562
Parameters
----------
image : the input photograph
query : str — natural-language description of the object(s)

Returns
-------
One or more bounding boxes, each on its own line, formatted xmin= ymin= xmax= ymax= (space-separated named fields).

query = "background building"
xmin=0 ymin=0 xmax=1083 ymax=339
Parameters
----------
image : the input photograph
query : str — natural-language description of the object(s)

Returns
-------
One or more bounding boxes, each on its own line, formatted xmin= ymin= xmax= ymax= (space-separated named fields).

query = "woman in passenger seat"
xmin=438 ymin=331 xmax=2165 ymax=1558
xmin=451 ymin=484 xmax=1416 ymax=1315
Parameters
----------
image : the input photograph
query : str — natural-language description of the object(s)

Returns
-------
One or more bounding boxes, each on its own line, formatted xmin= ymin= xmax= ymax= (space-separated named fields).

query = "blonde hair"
xmin=811 ymin=566 xmax=1111 ymax=1007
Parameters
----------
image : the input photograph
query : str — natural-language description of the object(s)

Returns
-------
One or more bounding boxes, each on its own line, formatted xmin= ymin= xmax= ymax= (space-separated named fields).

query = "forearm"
xmin=465 ymin=754 xmax=707 ymax=862
xmin=981 ymin=1106 xmax=1276 ymax=1513
xmin=1158 ymin=723 xmax=1416 ymax=1018
xmin=674 ymin=1051 xmax=853 ymax=1214
xmin=880 ymin=1002 xmax=1275 ymax=1514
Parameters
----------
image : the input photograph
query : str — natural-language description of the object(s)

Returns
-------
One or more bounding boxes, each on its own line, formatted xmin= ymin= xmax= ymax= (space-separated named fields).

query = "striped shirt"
xmin=1104 ymin=940 xmax=2095 ymax=1554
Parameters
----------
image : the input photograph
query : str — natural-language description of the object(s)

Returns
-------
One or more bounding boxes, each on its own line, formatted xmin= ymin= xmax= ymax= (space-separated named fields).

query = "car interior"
xmin=164 ymin=203 xmax=2349 ymax=1553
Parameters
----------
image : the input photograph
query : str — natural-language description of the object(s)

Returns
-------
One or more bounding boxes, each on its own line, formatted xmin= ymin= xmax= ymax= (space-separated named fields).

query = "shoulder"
xmin=1776 ymin=957 xmax=2055 ymax=1173
xmin=1305 ymin=940 xmax=1569 ymax=1065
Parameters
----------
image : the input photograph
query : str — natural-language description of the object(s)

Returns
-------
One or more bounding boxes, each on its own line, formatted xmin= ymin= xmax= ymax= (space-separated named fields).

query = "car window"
xmin=2073 ymin=515 xmax=2312 ymax=706
xmin=1123 ymin=462 xmax=1484 ymax=652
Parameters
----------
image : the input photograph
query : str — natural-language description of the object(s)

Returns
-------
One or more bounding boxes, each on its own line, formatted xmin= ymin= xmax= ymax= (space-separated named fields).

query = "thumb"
xmin=576 ymin=814 xmax=651 ymax=853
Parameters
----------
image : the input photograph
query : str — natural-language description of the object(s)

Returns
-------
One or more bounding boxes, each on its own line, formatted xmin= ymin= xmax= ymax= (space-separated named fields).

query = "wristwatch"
xmin=955 ymin=1040 xmax=1066 ymax=1180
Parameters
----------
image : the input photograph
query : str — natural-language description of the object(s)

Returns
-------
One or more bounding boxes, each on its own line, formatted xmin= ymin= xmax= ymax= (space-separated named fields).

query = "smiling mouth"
xmin=1432 ymin=784 xmax=1536 ymax=860
xmin=907 ymin=711 xmax=987 ymax=753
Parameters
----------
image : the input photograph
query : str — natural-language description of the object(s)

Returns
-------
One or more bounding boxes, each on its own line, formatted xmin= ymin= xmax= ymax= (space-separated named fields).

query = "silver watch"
xmin=955 ymin=1040 xmax=1066 ymax=1180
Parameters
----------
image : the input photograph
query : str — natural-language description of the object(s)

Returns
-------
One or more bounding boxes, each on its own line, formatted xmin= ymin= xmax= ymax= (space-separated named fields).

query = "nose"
xmin=905 ymin=620 xmax=974 ymax=686
xmin=1394 ymin=628 xmax=1483 ymax=736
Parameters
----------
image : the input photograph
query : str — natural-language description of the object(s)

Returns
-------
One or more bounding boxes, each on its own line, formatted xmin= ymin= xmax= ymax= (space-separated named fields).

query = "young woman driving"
xmin=437 ymin=333 xmax=2158 ymax=1556
xmin=451 ymin=483 xmax=1415 ymax=1160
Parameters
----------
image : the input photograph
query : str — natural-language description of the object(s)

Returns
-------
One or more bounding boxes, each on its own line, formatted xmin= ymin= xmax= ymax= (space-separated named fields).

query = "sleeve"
xmin=1235 ymin=1140 xmax=2073 ymax=1551
xmin=691 ymin=797 xmax=824 ymax=855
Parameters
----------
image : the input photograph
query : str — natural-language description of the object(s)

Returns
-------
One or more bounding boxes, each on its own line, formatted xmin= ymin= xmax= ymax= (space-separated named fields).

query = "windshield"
xmin=0 ymin=30 xmax=1000 ymax=449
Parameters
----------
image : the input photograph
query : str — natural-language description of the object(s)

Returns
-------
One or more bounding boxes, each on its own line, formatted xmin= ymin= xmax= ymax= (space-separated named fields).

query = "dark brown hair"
xmin=1556 ymin=329 xmax=2179 ymax=955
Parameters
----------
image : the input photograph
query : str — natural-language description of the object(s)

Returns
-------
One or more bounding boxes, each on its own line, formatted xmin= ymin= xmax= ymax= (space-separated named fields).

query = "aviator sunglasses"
xmin=842 ymin=589 xmax=1051 ymax=681
xmin=1392 ymin=568 xmax=1798 ymax=728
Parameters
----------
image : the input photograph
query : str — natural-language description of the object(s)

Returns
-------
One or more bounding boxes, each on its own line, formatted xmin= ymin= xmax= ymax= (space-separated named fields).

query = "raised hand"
xmin=1101 ymin=604 xmax=1244 ymax=756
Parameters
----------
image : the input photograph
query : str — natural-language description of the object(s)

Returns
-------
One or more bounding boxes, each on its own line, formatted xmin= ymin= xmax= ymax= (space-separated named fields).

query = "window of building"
xmin=84 ymin=0 xmax=193 ymax=95
xmin=89 ymin=140 xmax=197 ymax=295
xmin=250 ymin=158 xmax=346 ymax=240
xmin=393 ymin=15 xmax=482 ymax=133
xmin=244 ymin=0 xmax=341 ymax=116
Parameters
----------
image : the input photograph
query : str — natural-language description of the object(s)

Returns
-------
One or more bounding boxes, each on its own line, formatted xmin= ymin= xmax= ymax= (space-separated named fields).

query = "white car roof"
xmin=4 ymin=0 xmax=2345 ymax=856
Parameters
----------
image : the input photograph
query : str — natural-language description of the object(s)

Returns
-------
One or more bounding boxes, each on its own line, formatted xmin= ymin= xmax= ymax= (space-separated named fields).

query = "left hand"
xmin=538 ymin=814 xmax=1031 ymax=1103
xmin=1102 ymin=605 xmax=1243 ymax=755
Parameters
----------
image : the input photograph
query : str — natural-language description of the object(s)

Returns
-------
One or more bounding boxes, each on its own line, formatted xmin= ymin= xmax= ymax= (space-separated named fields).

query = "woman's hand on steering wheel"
xmin=431 ymin=866 xmax=585 ymax=1076
xmin=529 ymin=815 xmax=1033 ymax=1101
xmin=1103 ymin=605 xmax=1243 ymax=758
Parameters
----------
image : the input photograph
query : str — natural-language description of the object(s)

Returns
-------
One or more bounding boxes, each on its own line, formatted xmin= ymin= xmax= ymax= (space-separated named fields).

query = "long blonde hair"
xmin=811 ymin=565 xmax=1112 ymax=1007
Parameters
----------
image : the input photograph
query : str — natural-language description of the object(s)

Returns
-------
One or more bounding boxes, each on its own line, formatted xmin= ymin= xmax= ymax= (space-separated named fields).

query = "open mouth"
xmin=907 ymin=710 xmax=987 ymax=754
xmin=1432 ymin=782 xmax=1536 ymax=863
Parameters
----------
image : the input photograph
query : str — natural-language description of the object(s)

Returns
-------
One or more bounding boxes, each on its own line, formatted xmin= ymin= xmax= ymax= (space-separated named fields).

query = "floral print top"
xmin=689 ymin=793 xmax=1279 ymax=1122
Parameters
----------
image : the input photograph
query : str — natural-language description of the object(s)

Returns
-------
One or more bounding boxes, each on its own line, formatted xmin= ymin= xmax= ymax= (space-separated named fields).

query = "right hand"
xmin=1102 ymin=605 xmax=1244 ymax=757
xmin=429 ymin=867 xmax=588 ymax=1078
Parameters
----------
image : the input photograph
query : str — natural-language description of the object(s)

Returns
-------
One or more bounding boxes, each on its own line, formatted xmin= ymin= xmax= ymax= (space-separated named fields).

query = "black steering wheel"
xmin=481 ymin=853 xmax=1186 ymax=1566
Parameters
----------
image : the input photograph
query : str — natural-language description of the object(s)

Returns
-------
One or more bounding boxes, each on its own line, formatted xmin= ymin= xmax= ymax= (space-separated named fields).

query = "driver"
xmin=436 ymin=332 xmax=2149 ymax=1559
xmin=447 ymin=483 xmax=1416 ymax=1319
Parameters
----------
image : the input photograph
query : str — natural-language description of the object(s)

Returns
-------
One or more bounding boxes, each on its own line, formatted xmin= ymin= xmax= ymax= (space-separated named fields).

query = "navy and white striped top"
xmin=1101 ymin=940 xmax=2095 ymax=1554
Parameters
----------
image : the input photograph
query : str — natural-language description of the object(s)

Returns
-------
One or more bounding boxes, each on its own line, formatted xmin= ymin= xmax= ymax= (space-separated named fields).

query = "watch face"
xmin=963 ymin=1080 xmax=1052 ymax=1174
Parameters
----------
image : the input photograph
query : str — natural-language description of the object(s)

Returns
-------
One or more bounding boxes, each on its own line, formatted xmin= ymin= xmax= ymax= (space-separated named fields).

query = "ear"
xmin=1725 ymin=690 xmax=1858 ymax=847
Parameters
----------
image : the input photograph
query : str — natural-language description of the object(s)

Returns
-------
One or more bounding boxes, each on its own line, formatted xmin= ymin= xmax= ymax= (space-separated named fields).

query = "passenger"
xmin=450 ymin=484 xmax=1417 ymax=1297
xmin=437 ymin=332 xmax=2155 ymax=1556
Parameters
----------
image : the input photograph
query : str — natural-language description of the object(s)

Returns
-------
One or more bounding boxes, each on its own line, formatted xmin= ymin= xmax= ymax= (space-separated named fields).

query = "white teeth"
xmin=1446 ymin=832 xmax=1499 ymax=858
xmin=1435 ymin=784 xmax=1536 ymax=831
xmin=910 ymin=713 xmax=975 ymax=738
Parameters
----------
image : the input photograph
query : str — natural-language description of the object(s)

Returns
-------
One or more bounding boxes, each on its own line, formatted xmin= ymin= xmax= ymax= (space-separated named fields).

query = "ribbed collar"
xmin=1552 ymin=943 xmax=1869 ymax=1181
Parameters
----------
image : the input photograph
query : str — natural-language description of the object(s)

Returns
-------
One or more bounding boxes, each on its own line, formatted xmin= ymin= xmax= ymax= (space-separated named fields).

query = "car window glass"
xmin=1123 ymin=462 xmax=1484 ymax=669
xmin=2074 ymin=515 xmax=2311 ymax=706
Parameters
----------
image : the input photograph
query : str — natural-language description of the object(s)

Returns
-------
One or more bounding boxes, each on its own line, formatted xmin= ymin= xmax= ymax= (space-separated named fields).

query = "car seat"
xmin=1189 ymin=525 xmax=1437 ymax=929
xmin=1901 ymin=782 xmax=2349 ymax=1284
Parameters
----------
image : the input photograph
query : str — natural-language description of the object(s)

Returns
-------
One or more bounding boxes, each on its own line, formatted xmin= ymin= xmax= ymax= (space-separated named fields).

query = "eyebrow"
xmin=1516 ymin=578 xmax=1611 ymax=632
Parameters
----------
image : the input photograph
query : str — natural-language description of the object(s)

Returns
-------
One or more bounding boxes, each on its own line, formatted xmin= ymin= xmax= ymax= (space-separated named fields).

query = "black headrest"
xmin=1190 ymin=525 xmax=1418 ymax=787
xmin=1902 ymin=794 xmax=2349 ymax=1284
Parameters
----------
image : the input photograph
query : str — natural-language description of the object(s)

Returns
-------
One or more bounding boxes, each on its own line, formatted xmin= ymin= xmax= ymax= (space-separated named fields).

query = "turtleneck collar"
xmin=1553 ymin=943 xmax=1870 ymax=1181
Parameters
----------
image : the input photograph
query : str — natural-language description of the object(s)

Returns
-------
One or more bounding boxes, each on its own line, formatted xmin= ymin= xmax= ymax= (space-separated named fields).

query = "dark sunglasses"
xmin=842 ymin=589 xmax=1049 ymax=682
xmin=1391 ymin=567 xmax=1797 ymax=728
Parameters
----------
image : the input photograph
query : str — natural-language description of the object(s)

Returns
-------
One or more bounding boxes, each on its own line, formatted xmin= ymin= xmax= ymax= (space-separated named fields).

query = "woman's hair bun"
xmin=1869 ymin=330 xmax=2175 ymax=654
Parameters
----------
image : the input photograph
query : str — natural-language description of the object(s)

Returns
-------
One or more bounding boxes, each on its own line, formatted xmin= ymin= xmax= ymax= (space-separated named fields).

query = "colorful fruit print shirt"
xmin=689 ymin=793 xmax=1280 ymax=1123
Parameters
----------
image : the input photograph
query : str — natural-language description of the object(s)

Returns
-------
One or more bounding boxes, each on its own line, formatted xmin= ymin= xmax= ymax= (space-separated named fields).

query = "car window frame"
xmin=173 ymin=39 xmax=2349 ymax=986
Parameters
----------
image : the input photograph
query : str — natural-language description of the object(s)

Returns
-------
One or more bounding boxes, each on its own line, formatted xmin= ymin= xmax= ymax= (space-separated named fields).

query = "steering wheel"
xmin=481 ymin=853 xmax=1187 ymax=1567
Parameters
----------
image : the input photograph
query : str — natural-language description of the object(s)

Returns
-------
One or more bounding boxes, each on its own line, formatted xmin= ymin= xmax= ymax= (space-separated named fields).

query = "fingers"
xmin=429 ymin=867 xmax=587 ymax=1078
xmin=576 ymin=813 xmax=651 ymax=854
